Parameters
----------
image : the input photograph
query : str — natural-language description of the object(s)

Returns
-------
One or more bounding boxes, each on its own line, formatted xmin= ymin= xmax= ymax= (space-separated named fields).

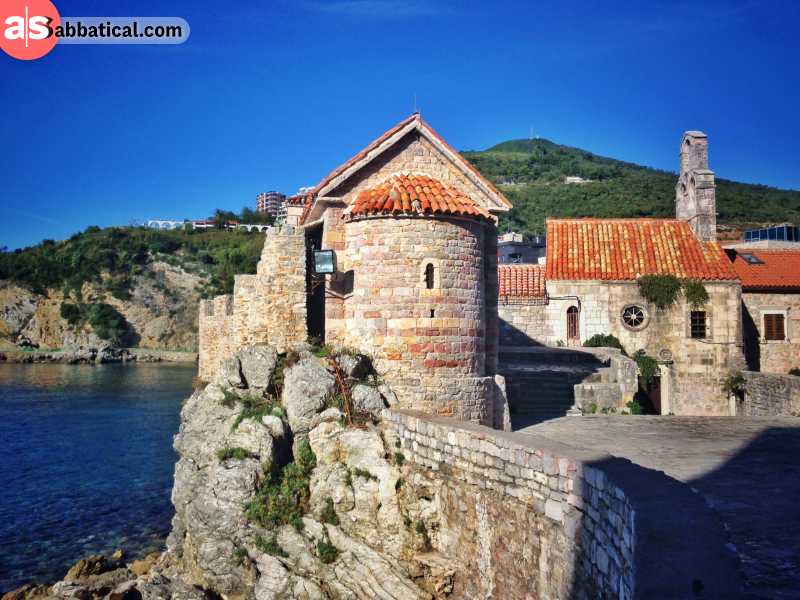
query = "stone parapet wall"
xmin=384 ymin=410 xmax=635 ymax=599
xmin=197 ymin=226 xmax=307 ymax=381
xmin=741 ymin=371 xmax=800 ymax=416
xmin=384 ymin=410 xmax=742 ymax=599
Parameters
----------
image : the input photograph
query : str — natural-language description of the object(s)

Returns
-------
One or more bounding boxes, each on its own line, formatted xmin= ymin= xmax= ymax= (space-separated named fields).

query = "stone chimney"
xmin=676 ymin=131 xmax=717 ymax=241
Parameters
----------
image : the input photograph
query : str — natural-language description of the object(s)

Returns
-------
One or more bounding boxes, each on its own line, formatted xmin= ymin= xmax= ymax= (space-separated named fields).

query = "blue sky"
xmin=1 ymin=0 xmax=799 ymax=249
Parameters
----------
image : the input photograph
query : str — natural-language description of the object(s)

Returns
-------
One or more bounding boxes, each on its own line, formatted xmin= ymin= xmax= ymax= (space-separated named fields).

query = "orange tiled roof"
xmin=546 ymin=218 xmax=739 ymax=281
xmin=498 ymin=264 xmax=547 ymax=298
xmin=729 ymin=249 xmax=800 ymax=290
xmin=347 ymin=174 xmax=491 ymax=220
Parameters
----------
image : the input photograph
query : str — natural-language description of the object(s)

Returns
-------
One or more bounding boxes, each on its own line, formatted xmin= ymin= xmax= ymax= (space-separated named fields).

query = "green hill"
xmin=461 ymin=139 xmax=800 ymax=237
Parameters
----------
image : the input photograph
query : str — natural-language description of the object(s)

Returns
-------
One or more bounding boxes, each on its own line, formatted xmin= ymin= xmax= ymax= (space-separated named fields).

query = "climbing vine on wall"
xmin=633 ymin=350 xmax=659 ymax=387
xmin=683 ymin=280 xmax=710 ymax=308
xmin=637 ymin=275 xmax=709 ymax=310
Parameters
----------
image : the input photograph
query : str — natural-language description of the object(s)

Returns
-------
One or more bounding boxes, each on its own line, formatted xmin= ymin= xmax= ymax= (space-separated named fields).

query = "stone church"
xmin=499 ymin=132 xmax=746 ymax=416
xmin=200 ymin=113 xmax=512 ymax=427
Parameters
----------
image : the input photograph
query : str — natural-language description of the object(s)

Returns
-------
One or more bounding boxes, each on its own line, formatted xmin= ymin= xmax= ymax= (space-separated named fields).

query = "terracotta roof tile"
xmin=729 ymin=249 xmax=800 ymax=290
xmin=498 ymin=264 xmax=547 ymax=298
xmin=347 ymin=174 xmax=491 ymax=220
xmin=546 ymin=218 xmax=739 ymax=281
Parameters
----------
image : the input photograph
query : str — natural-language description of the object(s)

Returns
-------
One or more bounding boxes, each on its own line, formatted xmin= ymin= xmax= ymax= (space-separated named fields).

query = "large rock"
xmin=351 ymin=384 xmax=385 ymax=419
xmin=219 ymin=356 xmax=245 ymax=389
xmin=238 ymin=346 xmax=278 ymax=390
xmin=282 ymin=357 xmax=335 ymax=436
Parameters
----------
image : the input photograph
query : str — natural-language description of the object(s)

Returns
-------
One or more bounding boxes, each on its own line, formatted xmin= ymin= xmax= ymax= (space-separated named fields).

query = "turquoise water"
xmin=0 ymin=363 xmax=194 ymax=592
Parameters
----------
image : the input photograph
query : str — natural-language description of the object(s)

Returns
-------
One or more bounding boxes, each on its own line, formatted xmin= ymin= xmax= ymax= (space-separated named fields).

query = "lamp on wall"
xmin=313 ymin=250 xmax=336 ymax=274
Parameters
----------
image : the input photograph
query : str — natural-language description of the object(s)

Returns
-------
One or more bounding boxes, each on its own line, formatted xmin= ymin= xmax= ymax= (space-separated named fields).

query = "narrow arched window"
xmin=567 ymin=306 xmax=579 ymax=341
xmin=425 ymin=263 xmax=435 ymax=289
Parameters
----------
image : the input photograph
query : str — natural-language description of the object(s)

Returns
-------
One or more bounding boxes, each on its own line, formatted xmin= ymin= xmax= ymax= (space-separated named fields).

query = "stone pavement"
xmin=519 ymin=416 xmax=800 ymax=599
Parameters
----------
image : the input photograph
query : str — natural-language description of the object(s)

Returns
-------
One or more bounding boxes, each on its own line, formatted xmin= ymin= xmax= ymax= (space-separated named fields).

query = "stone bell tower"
xmin=676 ymin=131 xmax=717 ymax=241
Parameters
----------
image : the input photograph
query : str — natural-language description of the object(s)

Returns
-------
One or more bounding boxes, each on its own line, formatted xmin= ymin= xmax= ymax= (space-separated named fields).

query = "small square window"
xmin=764 ymin=313 xmax=786 ymax=341
xmin=690 ymin=311 xmax=707 ymax=339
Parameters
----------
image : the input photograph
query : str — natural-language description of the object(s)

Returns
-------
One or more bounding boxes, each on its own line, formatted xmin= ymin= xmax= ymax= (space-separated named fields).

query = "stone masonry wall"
xmin=740 ymin=371 xmax=800 ymax=416
xmin=741 ymin=291 xmax=800 ymax=374
xmin=198 ymin=294 xmax=233 ymax=381
xmin=197 ymin=226 xmax=307 ymax=381
xmin=384 ymin=410 xmax=742 ymax=599
xmin=336 ymin=216 xmax=494 ymax=423
xmin=498 ymin=280 xmax=744 ymax=415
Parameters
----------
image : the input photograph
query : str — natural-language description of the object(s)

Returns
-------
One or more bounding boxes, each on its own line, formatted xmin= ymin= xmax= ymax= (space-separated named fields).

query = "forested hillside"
xmin=462 ymin=138 xmax=800 ymax=237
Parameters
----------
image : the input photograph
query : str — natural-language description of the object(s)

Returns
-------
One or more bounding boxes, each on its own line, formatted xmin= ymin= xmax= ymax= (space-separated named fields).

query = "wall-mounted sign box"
xmin=313 ymin=250 xmax=336 ymax=274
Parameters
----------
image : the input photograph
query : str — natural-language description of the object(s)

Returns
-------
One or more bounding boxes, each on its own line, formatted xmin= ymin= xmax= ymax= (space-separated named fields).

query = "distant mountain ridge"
xmin=461 ymin=138 xmax=800 ymax=238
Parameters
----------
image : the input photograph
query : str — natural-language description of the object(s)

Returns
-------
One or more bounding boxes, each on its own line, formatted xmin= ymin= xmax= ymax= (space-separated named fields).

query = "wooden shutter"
xmin=764 ymin=314 xmax=785 ymax=341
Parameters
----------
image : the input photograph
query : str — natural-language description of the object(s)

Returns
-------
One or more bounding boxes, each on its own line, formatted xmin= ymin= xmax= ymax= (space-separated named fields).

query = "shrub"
xmin=85 ymin=303 xmax=129 ymax=343
xmin=254 ymin=534 xmax=288 ymax=558
xmin=790 ymin=368 xmax=800 ymax=377
xmin=625 ymin=399 xmax=644 ymax=415
xmin=316 ymin=536 xmax=339 ymax=564
xmin=352 ymin=467 xmax=378 ymax=482
xmin=320 ymin=497 xmax=339 ymax=526
xmin=245 ymin=439 xmax=317 ymax=532
xmin=232 ymin=546 xmax=249 ymax=566
xmin=216 ymin=447 xmax=254 ymax=461
xmin=723 ymin=371 xmax=747 ymax=394
xmin=393 ymin=452 xmax=405 ymax=467
xmin=60 ymin=302 xmax=82 ymax=325
xmin=583 ymin=334 xmax=627 ymax=355
xmin=232 ymin=394 xmax=283 ymax=430
xmin=633 ymin=350 xmax=659 ymax=387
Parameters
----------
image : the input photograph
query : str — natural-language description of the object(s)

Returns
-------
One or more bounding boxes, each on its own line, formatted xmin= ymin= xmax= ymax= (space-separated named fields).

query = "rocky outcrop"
xmin=164 ymin=345 xmax=457 ymax=600
xmin=0 ymin=260 xmax=203 ymax=353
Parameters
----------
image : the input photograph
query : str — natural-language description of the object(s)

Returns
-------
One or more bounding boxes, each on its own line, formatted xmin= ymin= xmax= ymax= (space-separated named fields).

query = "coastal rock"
xmin=351 ymin=384 xmax=385 ymax=419
xmin=63 ymin=554 xmax=110 ymax=582
xmin=238 ymin=346 xmax=278 ymax=390
xmin=335 ymin=353 xmax=371 ymax=380
xmin=219 ymin=356 xmax=245 ymax=389
xmin=282 ymin=357 xmax=335 ymax=436
xmin=0 ymin=584 xmax=50 ymax=600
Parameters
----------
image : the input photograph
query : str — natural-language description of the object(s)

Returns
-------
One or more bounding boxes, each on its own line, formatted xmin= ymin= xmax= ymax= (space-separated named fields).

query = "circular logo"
xmin=0 ymin=0 xmax=60 ymax=61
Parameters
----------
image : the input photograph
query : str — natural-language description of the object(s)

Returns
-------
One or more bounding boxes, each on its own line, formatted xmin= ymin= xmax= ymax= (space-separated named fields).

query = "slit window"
xmin=690 ymin=311 xmax=707 ymax=339
xmin=424 ymin=263 xmax=435 ymax=289
xmin=764 ymin=314 xmax=786 ymax=341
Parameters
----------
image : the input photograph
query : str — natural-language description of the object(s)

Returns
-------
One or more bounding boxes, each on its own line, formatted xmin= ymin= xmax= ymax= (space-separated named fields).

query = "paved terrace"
xmin=519 ymin=416 xmax=800 ymax=599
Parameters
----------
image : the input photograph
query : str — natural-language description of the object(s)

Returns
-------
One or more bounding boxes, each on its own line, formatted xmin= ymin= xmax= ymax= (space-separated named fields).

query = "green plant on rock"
xmin=232 ymin=546 xmax=249 ymax=566
xmin=254 ymin=533 xmax=288 ymax=558
xmin=244 ymin=439 xmax=317 ymax=532
xmin=583 ymin=333 xmax=627 ymax=356
xmin=633 ymin=349 xmax=659 ymax=387
xmin=393 ymin=452 xmax=406 ymax=467
xmin=320 ymin=497 xmax=339 ymax=526
xmin=789 ymin=368 xmax=800 ymax=377
xmin=352 ymin=467 xmax=378 ymax=482
xmin=232 ymin=394 xmax=283 ymax=431
xmin=316 ymin=530 xmax=339 ymax=564
xmin=216 ymin=447 xmax=254 ymax=461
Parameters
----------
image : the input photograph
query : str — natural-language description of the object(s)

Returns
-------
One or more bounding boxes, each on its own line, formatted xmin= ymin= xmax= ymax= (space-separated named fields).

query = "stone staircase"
xmin=498 ymin=347 xmax=610 ymax=429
